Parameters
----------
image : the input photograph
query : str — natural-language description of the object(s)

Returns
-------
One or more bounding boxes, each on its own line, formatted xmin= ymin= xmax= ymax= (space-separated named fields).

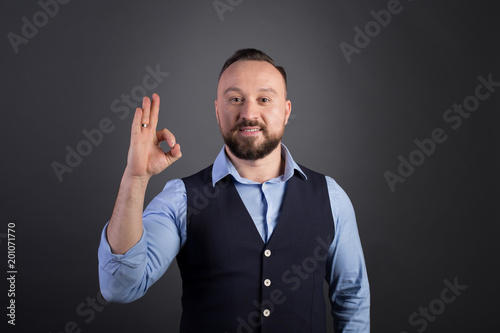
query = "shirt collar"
xmin=211 ymin=143 xmax=307 ymax=186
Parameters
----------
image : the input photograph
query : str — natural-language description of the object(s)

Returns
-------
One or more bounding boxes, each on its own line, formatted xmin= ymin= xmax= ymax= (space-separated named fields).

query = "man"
xmin=98 ymin=48 xmax=370 ymax=332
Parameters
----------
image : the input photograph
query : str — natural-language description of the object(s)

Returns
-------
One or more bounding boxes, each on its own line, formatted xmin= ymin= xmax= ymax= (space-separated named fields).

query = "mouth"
xmin=239 ymin=127 xmax=262 ymax=136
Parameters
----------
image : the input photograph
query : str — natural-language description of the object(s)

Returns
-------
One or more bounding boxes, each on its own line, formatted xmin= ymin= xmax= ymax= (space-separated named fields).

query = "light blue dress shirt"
xmin=98 ymin=144 xmax=370 ymax=332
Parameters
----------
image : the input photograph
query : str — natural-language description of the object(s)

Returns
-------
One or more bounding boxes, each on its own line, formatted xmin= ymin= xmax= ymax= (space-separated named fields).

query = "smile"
xmin=241 ymin=129 xmax=260 ymax=132
xmin=238 ymin=127 xmax=262 ymax=136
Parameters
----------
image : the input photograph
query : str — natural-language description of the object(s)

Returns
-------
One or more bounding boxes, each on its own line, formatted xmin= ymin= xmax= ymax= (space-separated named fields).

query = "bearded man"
xmin=98 ymin=48 xmax=370 ymax=332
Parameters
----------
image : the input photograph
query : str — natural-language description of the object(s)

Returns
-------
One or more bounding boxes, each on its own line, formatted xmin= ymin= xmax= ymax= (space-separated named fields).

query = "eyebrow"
xmin=223 ymin=87 xmax=278 ymax=95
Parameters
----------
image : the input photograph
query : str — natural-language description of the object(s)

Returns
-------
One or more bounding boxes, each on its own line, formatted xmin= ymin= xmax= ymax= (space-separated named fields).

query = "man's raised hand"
xmin=125 ymin=93 xmax=182 ymax=179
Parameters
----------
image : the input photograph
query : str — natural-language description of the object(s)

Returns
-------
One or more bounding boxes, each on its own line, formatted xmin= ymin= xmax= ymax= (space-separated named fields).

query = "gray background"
xmin=1 ymin=0 xmax=499 ymax=332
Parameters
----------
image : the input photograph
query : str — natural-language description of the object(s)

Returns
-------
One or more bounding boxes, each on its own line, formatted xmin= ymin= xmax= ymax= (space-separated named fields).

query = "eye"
xmin=230 ymin=97 xmax=243 ymax=103
xmin=260 ymin=97 xmax=270 ymax=103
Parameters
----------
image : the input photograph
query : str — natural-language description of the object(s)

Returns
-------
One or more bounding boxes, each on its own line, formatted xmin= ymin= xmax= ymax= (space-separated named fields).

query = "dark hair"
xmin=218 ymin=48 xmax=287 ymax=89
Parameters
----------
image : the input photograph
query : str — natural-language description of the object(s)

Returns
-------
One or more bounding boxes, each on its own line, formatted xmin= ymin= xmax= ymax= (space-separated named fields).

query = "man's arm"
xmin=98 ymin=178 xmax=186 ymax=303
xmin=107 ymin=93 xmax=182 ymax=254
xmin=326 ymin=177 xmax=370 ymax=332
xmin=98 ymin=94 xmax=183 ymax=303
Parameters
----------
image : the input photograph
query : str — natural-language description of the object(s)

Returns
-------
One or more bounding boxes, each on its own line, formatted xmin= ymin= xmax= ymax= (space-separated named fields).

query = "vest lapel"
xmin=224 ymin=176 xmax=266 ymax=245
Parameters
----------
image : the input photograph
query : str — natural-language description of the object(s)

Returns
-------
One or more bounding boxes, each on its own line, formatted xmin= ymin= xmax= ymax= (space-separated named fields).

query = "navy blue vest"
xmin=177 ymin=164 xmax=334 ymax=333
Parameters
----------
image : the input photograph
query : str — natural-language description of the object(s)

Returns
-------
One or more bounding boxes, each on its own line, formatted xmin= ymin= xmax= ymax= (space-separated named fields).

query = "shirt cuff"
xmin=97 ymin=222 xmax=147 ymax=276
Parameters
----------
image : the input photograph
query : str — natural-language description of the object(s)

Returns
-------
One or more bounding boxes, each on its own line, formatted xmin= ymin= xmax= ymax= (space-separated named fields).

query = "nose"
xmin=239 ymin=100 xmax=260 ymax=120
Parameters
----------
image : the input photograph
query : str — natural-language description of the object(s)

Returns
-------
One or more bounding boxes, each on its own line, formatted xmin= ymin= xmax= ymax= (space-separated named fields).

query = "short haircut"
xmin=218 ymin=48 xmax=287 ymax=90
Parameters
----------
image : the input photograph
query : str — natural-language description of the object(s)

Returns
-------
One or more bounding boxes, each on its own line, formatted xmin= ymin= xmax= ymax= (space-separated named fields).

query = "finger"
xmin=170 ymin=143 xmax=182 ymax=159
xmin=131 ymin=107 xmax=143 ymax=135
xmin=141 ymin=96 xmax=151 ymax=128
xmin=165 ymin=143 xmax=182 ymax=163
xmin=149 ymin=93 xmax=160 ymax=131
xmin=155 ymin=128 xmax=176 ymax=148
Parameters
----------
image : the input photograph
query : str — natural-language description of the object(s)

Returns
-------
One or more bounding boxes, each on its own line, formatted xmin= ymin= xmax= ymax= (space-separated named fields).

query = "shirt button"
xmin=263 ymin=309 xmax=271 ymax=317
xmin=264 ymin=249 xmax=271 ymax=257
xmin=264 ymin=279 xmax=271 ymax=287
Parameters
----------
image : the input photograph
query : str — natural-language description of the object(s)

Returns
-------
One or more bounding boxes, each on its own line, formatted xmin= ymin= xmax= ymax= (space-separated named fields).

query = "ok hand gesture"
xmin=125 ymin=93 xmax=182 ymax=179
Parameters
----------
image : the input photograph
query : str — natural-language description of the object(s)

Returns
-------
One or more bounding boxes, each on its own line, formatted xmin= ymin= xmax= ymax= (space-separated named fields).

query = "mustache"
xmin=230 ymin=120 xmax=266 ymax=132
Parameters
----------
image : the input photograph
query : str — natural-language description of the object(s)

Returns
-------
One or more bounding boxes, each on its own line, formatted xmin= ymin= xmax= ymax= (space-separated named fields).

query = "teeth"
xmin=243 ymin=129 xmax=259 ymax=132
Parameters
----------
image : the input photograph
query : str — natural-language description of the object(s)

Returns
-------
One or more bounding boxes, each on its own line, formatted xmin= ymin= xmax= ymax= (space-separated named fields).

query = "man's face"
xmin=215 ymin=60 xmax=291 ymax=161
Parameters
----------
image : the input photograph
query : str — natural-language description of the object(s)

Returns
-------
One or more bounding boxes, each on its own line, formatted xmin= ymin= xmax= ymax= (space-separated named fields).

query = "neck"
xmin=225 ymin=144 xmax=285 ymax=183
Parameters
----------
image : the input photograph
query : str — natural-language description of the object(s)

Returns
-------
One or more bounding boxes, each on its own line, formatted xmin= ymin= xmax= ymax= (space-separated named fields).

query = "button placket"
xmin=263 ymin=247 xmax=272 ymax=320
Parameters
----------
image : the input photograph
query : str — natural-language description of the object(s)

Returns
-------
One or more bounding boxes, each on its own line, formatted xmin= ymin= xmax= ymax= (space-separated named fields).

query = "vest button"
xmin=263 ymin=309 xmax=271 ymax=317
xmin=264 ymin=249 xmax=271 ymax=257
xmin=264 ymin=279 xmax=271 ymax=287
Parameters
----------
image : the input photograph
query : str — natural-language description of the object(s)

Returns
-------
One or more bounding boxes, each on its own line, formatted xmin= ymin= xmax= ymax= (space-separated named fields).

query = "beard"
xmin=222 ymin=120 xmax=284 ymax=161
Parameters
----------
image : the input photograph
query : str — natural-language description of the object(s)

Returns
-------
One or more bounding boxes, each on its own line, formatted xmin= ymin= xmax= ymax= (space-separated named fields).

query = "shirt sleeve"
xmin=325 ymin=176 xmax=370 ymax=332
xmin=97 ymin=178 xmax=187 ymax=303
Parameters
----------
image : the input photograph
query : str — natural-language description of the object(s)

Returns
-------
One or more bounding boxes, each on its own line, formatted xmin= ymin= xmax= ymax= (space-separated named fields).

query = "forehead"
xmin=218 ymin=60 xmax=286 ymax=96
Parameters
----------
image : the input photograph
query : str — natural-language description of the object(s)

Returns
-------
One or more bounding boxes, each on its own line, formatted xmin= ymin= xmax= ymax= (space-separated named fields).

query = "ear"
xmin=284 ymin=100 xmax=292 ymax=125
xmin=215 ymin=100 xmax=220 ymax=126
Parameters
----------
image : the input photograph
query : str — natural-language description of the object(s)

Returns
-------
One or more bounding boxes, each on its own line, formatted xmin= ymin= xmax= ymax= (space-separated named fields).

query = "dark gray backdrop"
xmin=2 ymin=0 xmax=499 ymax=332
